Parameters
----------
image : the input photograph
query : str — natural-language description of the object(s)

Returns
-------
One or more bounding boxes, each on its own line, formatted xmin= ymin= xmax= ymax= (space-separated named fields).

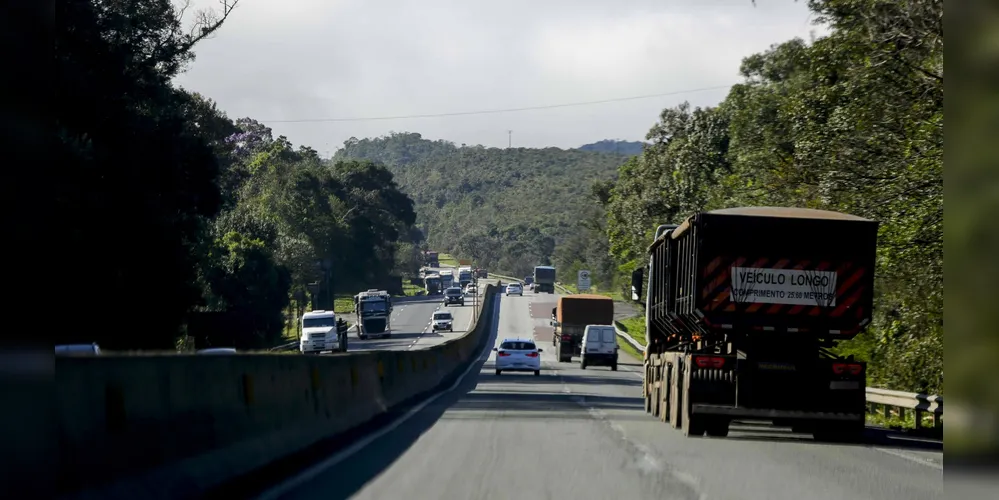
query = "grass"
xmin=617 ymin=336 xmax=643 ymax=360
xmin=559 ymin=282 xmax=625 ymax=301
xmin=438 ymin=253 xmax=460 ymax=267
xmin=400 ymin=282 xmax=422 ymax=297
xmin=615 ymin=316 xmax=647 ymax=346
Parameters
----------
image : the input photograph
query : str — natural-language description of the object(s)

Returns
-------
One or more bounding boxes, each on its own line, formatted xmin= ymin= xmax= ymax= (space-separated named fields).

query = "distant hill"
xmin=577 ymin=140 xmax=645 ymax=156
xmin=333 ymin=133 xmax=624 ymax=276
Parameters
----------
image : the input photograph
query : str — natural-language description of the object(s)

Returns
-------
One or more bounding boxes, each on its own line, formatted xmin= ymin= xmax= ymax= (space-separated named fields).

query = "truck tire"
xmin=611 ymin=362 xmax=618 ymax=371
xmin=534 ymin=370 xmax=540 ymax=376
xmin=812 ymin=421 xmax=865 ymax=443
xmin=495 ymin=369 xmax=502 ymax=376
xmin=681 ymin=361 xmax=706 ymax=437
xmin=580 ymin=359 xmax=587 ymax=369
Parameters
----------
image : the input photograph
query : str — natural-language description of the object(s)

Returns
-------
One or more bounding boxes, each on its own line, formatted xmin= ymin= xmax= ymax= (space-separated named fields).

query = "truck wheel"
xmin=534 ymin=370 xmax=540 ymax=376
xmin=813 ymin=422 xmax=865 ymax=443
xmin=681 ymin=365 xmax=706 ymax=437
xmin=495 ymin=369 xmax=502 ymax=376
xmin=611 ymin=363 xmax=618 ymax=371
xmin=580 ymin=360 xmax=587 ymax=369
xmin=705 ymin=419 xmax=730 ymax=437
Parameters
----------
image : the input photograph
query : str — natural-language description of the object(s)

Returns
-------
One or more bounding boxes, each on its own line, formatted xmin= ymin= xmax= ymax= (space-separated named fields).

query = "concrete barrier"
xmin=57 ymin=284 xmax=498 ymax=499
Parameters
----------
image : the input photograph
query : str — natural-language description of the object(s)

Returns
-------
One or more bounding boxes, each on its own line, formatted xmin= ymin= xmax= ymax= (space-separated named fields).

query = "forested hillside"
xmin=578 ymin=140 xmax=645 ymax=156
xmin=54 ymin=0 xmax=419 ymax=351
xmin=334 ymin=134 xmax=624 ymax=277
xmin=567 ymin=0 xmax=943 ymax=395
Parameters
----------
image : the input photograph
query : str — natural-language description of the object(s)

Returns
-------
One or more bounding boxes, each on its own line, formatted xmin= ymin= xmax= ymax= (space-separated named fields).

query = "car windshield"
xmin=500 ymin=341 xmax=536 ymax=351
xmin=434 ymin=313 xmax=452 ymax=320
xmin=303 ymin=317 xmax=335 ymax=328
xmin=446 ymin=289 xmax=461 ymax=295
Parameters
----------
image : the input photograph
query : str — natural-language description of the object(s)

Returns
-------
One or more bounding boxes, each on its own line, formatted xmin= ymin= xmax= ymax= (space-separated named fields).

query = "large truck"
xmin=425 ymin=251 xmax=440 ymax=268
xmin=353 ymin=289 xmax=393 ymax=340
xmin=533 ymin=265 xmax=556 ymax=294
xmin=439 ymin=269 xmax=455 ymax=288
xmin=630 ymin=207 xmax=877 ymax=441
xmin=424 ymin=274 xmax=442 ymax=295
xmin=550 ymin=294 xmax=615 ymax=363
xmin=458 ymin=266 xmax=473 ymax=288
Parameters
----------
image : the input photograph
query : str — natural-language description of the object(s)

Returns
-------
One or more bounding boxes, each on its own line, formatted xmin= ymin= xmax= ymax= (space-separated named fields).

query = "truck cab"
xmin=301 ymin=310 xmax=347 ymax=354
xmin=354 ymin=290 xmax=392 ymax=340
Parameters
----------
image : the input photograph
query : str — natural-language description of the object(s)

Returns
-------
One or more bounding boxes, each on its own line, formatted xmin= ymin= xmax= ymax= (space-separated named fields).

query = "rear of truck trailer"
xmin=639 ymin=207 xmax=879 ymax=440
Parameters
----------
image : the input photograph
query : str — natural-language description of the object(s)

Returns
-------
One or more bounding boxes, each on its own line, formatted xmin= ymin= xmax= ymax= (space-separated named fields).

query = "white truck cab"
xmin=580 ymin=325 xmax=619 ymax=371
xmin=301 ymin=310 xmax=341 ymax=354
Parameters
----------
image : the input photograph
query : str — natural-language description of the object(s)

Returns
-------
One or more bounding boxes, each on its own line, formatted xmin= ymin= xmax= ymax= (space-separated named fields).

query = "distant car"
xmin=55 ymin=343 xmax=101 ymax=356
xmin=432 ymin=311 xmax=454 ymax=332
xmin=443 ymin=286 xmax=465 ymax=306
xmin=197 ymin=347 xmax=237 ymax=355
xmin=494 ymin=338 xmax=542 ymax=376
xmin=524 ymin=276 xmax=533 ymax=285
xmin=465 ymin=284 xmax=478 ymax=295
xmin=506 ymin=283 xmax=523 ymax=296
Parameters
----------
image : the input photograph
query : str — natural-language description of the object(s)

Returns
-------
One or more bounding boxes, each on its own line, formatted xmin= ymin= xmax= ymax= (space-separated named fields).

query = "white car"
xmin=432 ymin=311 xmax=454 ymax=332
xmin=506 ymin=282 xmax=523 ymax=296
xmin=494 ymin=338 xmax=542 ymax=376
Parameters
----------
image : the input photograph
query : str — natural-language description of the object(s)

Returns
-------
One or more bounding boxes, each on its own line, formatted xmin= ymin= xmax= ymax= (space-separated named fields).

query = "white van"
xmin=580 ymin=325 xmax=618 ymax=371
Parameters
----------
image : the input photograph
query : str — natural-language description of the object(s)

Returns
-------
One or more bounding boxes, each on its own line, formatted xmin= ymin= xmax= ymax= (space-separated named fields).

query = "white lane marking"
xmin=258 ymin=294 xmax=499 ymax=499
xmin=872 ymin=446 xmax=943 ymax=470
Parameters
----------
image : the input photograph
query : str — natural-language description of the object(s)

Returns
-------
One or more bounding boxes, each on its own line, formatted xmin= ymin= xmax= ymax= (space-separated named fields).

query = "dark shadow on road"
xmin=474 ymin=371 xmax=642 ymax=388
xmin=718 ymin=421 xmax=944 ymax=452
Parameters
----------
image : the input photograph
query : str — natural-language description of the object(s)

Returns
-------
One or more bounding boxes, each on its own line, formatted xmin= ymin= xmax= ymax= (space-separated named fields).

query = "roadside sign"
xmin=577 ymin=270 xmax=591 ymax=291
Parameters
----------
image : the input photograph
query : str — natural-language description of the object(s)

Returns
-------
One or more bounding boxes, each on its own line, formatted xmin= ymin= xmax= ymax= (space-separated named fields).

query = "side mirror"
xmin=631 ymin=267 xmax=644 ymax=303
xmin=538 ymin=348 xmax=544 ymax=352
xmin=492 ymin=347 xmax=498 ymax=352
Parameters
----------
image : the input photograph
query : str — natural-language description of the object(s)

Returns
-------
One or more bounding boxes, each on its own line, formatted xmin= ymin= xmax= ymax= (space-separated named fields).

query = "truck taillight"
xmin=561 ymin=335 xmax=571 ymax=341
xmin=832 ymin=362 xmax=863 ymax=375
xmin=693 ymin=356 xmax=726 ymax=369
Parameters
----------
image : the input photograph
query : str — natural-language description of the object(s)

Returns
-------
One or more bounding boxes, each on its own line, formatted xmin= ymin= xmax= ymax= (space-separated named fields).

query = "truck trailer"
xmin=550 ymin=294 xmax=615 ymax=363
xmin=533 ymin=265 xmax=556 ymax=294
xmin=354 ymin=289 xmax=393 ymax=340
xmin=425 ymin=251 xmax=440 ymax=268
xmin=630 ymin=207 xmax=877 ymax=441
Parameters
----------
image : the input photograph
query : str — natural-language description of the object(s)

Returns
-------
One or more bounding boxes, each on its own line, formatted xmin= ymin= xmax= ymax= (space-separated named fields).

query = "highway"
xmin=260 ymin=287 xmax=944 ymax=500
xmin=345 ymin=268 xmax=489 ymax=353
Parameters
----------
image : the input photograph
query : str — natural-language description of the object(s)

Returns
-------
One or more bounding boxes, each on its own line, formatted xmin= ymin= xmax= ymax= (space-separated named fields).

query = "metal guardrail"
xmin=609 ymin=321 xmax=943 ymax=430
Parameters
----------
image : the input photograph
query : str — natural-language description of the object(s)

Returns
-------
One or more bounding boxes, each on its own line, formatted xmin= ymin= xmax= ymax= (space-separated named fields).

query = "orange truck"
xmin=550 ymin=294 xmax=615 ymax=363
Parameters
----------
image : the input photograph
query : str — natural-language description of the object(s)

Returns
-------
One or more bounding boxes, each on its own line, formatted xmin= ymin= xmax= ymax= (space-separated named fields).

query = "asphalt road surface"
xmin=262 ymin=287 xmax=943 ymax=500
xmin=345 ymin=271 xmax=490 ymax=353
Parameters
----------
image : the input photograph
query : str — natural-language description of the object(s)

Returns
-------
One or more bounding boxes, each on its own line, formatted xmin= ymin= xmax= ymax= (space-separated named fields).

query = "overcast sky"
xmin=173 ymin=0 xmax=827 ymax=154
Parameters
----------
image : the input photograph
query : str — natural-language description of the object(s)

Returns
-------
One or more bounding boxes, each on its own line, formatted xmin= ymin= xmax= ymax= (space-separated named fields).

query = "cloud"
xmin=173 ymin=0 xmax=825 ymax=152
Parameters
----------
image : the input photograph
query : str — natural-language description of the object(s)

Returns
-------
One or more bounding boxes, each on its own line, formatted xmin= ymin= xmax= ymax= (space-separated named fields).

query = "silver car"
xmin=506 ymin=282 xmax=523 ymax=296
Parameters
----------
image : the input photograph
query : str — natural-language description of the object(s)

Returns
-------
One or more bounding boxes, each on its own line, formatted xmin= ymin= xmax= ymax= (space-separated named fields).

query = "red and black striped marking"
xmin=699 ymin=256 xmax=868 ymax=320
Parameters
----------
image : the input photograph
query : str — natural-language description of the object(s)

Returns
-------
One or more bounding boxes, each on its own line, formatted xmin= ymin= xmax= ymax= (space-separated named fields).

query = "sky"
xmin=173 ymin=0 xmax=828 ymax=155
